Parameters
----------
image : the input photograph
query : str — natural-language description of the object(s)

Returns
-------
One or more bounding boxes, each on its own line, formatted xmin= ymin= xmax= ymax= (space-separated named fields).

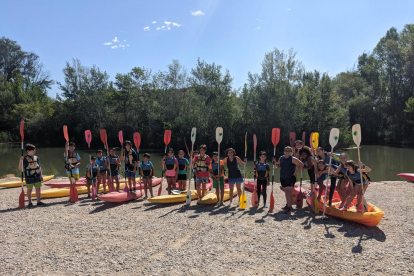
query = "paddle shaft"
xmin=272 ymin=147 xmax=276 ymax=189
xmin=357 ymin=146 xmax=368 ymax=211
xmin=21 ymin=141 xmax=24 ymax=188
xmin=322 ymin=149 xmax=334 ymax=218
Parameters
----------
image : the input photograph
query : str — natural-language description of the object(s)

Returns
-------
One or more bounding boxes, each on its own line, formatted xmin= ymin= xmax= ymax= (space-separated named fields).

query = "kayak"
xmin=45 ymin=177 xmax=138 ymax=188
xmin=244 ymin=181 xmax=306 ymax=205
xmin=0 ymin=175 xmax=55 ymax=188
xmin=197 ymin=185 xmax=237 ymax=205
xmin=148 ymin=178 xmax=213 ymax=204
xmin=98 ymin=178 xmax=163 ymax=203
xmin=397 ymin=173 xmax=414 ymax=182
xmin=306 ymin=188 xmax=384 ymax=226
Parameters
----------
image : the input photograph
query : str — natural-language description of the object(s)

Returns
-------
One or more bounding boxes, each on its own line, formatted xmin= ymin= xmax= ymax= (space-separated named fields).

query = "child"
xmin=294 ymin=140 xmax=304 ymax=159
xmin=332 ymin=153 xmax=349 ymax=203
xmin=339 ymin=160 xmax=371 ymax=212
xmin=314 ymin=160 xmax=328 ymax=201
xmin=140 ymin=153 xmax=155 ymax=198
xmin=121 ymin=140 xmax=138 ymax=192
xmin=18 ymin=143 xmax=45 ymax=207
xmin=64 ymin=141 xmax=81 ymax=195
xmin=254 ymin=151 xmax=270 ymax=208
xmin=106 ymin=148 xmax=121 ymax=192
xmin=209 ymin=152 xmax=225 ymax=206
xmin=299 ymin=147 xmax=315 ymax=197
xmin=315 ymin=147 xmax=339 ymax=199
xmin=193 ymin=145 xmax=211 ymax=199
xmin=223 ymin=148 xmax=247 ymax=206
xmin=177 ymin=150 xmax=190 ymax=191
xmin=96 ymin=150 xmax=107 ymax=193
xmin=86 ymin=157 xmax=99 ymax=198
xmin=161 ymin=148 xmax=179 ymax=194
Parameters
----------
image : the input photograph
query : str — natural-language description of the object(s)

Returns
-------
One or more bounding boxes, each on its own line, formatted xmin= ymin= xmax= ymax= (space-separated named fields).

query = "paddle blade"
xmin=271 ymin=128 xmax=280 ymax=147
xmin=352 ymin=124 xmax=362 ymax=146
xmin=309 ymin=132 xmax=314 ymax=152
xmin=70 ymin=186 xmax=74 ymax=202
xmin=85 ymin=130 xmax=92 ymax=147
xmin=118 ymin=130 xmax=123 ymax=145
xmin=73 ymin=187 xmax=79 ymax=202
xmin=164 ymin=130 xmax=172 ymax=146
xmin=184 ymin=138 xmax=190 ymax=155
xmin=252 ymin=189 xmax=258 ymax=208
xmin=269 ymin=191 xmax=275 ymax=211
xmin=100 ymin=129 xmax=107 ymax=145
xmin=216 ymin=127 xmax=223 ymax=144
xmin=314 ymin=194 xmax=319 ymax=214
xmin=302 ymin=132 xmax=306 ymax=146
xmin=133 ymin=132 xmax=141 ymax=149
xmin=329 ymin=128 xmax=340 ymax=148
xmin=191 ymin=127 xmax=196 ymax=144
xmin=20 ymin=120 xmax=24 ymax=141
xmin=124 ymin=185 xmax=129 ymax=192
xmin=239 ymin=189 xmax=247 ymax=209
xmin=63 ymin=125 xmax=69 ymax=142
xmin=157 ymin=181 xmax=162 ymax=196
xmin=296 ymin=191 xmax=303 ymax=208
xmin=92 ymin=184 xmax=96 ymax=200
xmin=186 ymin=190 xmax=191 ymax=205
xmin=253 ymin=134 xmax=257 ymax=154
xmin=311 ymin=132 xmax=319 ymax=153
xmin=19 ymin=188 xmax=25 ymax=209
xmin=289 ymin=132 xmax=296 ymax=147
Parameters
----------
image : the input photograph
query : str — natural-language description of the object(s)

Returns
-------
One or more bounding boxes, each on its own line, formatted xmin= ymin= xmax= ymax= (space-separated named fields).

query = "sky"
xmin=1 ymin=0 xmax=414 ymax=98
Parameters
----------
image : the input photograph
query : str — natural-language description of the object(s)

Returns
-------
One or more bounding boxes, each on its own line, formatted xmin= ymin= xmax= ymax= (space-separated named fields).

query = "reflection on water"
xmin=1 ymin=144 xmax=411 ymax=181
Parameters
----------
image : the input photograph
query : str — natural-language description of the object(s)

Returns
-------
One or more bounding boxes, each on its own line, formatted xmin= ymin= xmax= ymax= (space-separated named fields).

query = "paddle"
xmin=296 ymin=131 xmax=306 ymax=207
xmin=302 ymin=132 xmax=306 ymax=146
xmin=322 ymin=128 xmax=340 ymax=218
xmin=270 ymin=128 xmax=281 ymax=212
xmin=215 ymin=127 xmax=223 ymax=205
xmin=100 ymin=129 xmax=113 ymax=192
xmin=19 ymin=120 xmax=25 ymax=209
xmin=186 ymin=128 xmax=196 ymax=204
xmin=85 ymin=130 xmax=96 ymax=199
xmin=159 ymin=130 xmax=172 ymax=196
xmin=252 ymin=134 xmax=258 ymax=208
xmin=352 ymin=124 xmax=368 ymax=212
xmin=239 ymin=132 xmax=247 ymax=209
xmin=64 ymin=126 xmax=78 ymax=202
xmin=133 ymin=132 xmax=141 ymax=195
xmin=289 ymin=132 xmax=296 ymax=148
xmin=118 ymin=131 xmax=129 ymax=192
xmin=311 ymin=132 xmax=319 ymax=214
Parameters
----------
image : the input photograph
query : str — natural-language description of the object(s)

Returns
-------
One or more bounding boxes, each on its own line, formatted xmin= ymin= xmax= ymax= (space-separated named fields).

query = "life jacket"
xmin=86 ymin=164 xmax=98 ymax=178
xmin=125 ymin=150 xmax=137 ymax=171
xmin=211 ymin=160 xmax=224 ymax=177
xmin=346 ymin=171 xmax=370 ymax=185
xmin=25 ymin=155 xmax=40 ymax=178
xmin=97 ymin=156 xmax=107 ymax=171
xmin=65 ymin=152 xmax=79 ymax=171
xmin=109 ymin=155 xmax=119 ymax=170
xmin=165 ymin=156 xmax=177 ymax=177
xmin=196 ymin=154 xmax=209 ymax=172
xmin=141 ymin=161 xmax=153 ymax=177
xmin=337 ymin=164 xmax=348 ymax=178
xmin=255 ymin=162 xmax=269 ymax=178
xmin=177 ymin=158 xmax=188 ymax=171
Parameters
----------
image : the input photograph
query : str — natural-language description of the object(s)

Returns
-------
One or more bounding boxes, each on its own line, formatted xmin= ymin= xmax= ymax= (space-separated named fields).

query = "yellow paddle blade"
xmin=240 ymin=190 xmax=247 ymax=209
xmin=312 ymin=132 xmax=319 ymax=153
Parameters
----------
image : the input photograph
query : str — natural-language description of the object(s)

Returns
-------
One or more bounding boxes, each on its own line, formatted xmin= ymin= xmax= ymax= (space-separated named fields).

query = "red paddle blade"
xmin=74 ymin=187 xmax=78 ymax=202
xmin=20 ymin=120 xmax=24 ymax=141
xmin=164 ymin=130 xmax=172 ymax=146
xmin=289 ymin=132 xmax=296 ymax=147
xmin=302 ymin=132 xmax=306 ymax=146
xmin=269 ymin=192 xmax=275 ymax=211
xmin=92 ymin=185 xmax=96 ymax=200
xmin=309 ymin=132 xmax=314 ymax=152
xmin=63 ymin=125 xmax=69 ymax=142
xmin=19 ymin=189 xmax=25 ymax=209
xmin=100 ymin=129 xmax=107 ymax=145
xmin=253 ymin=134 xmax=257 ymax=154
xmin=271 ymin=128 xmax=280 ymax=147
xmin=124 ymin=185 xmax=129 ymax=192
xmin=70 ymin=186 xmax=74 ymax=202
xmin=157 ymin=182 xmax=162 ymax=196
xmin=133 ymin=132 xmax=141 ymax=149
xmin=184 ymin=138 xmax=190 ymax=155
xmin=85 ymin=130 xmax=92 ymax=146
xmin=118 ymin=130 xmax=123 ymax=145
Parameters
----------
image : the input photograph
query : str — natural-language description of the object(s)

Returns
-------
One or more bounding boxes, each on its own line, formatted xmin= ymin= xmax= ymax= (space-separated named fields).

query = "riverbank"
xmin=0 ymin=177 xmax=413 ymax=275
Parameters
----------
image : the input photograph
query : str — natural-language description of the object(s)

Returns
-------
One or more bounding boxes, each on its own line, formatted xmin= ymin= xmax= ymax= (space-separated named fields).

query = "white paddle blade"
xmin=186 ymin=190 xmax=191 ymax=205
xmin=352 ymin=124 xmax=362 ymax=146
xmin=216 ymin=127 xmax=223 ymax=144
xmin=191 ymin=128 xmax=197 ymax=144
xmin=329 ymin=128 xmax=340 ymax=148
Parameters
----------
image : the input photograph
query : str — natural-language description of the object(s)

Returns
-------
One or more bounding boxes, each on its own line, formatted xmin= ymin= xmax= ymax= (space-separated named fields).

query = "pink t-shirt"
xmin=193 ymin=154 xmax=211 ymax=178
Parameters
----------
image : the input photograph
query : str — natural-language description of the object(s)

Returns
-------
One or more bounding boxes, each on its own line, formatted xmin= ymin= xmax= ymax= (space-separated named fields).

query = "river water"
xmin=0 ymin=144 xmax=412 ymax=181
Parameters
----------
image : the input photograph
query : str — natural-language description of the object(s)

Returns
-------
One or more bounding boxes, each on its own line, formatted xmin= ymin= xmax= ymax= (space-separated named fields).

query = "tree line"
xmin=1 ymin=24 xmax=414 ymax=155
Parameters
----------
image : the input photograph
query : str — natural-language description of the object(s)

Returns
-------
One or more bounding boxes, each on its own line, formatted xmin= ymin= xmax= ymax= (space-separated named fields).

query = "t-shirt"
xmin=64 ymin=152 xmax=81 ymax=175
xmin=193 ymin=154 xmax=211 ymax=178
xmin=177 ymin=157 xmax=190 ymax=175
xmin=96 ymin=156 xmax=107 ymax=171
xmin=209 ymin=160 xmax=224 ymax=177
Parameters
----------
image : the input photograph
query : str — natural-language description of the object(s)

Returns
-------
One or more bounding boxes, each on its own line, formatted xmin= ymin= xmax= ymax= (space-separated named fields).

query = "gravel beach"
xmin=0 ymin=177 xmax=413 ymax=276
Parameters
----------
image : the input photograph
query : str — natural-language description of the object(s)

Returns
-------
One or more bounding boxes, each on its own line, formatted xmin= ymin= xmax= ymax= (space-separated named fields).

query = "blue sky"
xmin=1 ymin=0 xmax=413 ymax=98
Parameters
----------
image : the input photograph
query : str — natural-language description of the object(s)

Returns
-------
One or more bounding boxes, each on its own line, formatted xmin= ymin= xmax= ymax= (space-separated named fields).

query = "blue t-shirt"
xmin=64 ymin=152 xmax=81 ymax=175
xmin=96 ymin=156 xmax=107 ymax=171
xmin=23 ymin=155 xmax=41 ymax=184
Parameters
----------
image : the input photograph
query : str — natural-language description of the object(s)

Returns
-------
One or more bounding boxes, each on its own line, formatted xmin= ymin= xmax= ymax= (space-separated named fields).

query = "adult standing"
xmin=223 ymin=148 xmax=247 ymax=206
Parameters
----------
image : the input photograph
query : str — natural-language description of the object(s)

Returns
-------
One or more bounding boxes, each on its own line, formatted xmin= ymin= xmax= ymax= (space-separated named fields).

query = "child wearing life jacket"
xmin=121 ymin=140 xmax=138 ymax=192
xmin=299 ymin=146 xmax=315 ymax=197
xmin=193 ymin=145 xmax=211 ymax=199
xmin=314 ymin=160 xmax=328 ymax=201
xmin=315 ymin=147 xmax=339 ymax=199
xmin=209 ymin=151 xmax=225 ymax=206
xmin=18 ymin=143 xmax=45 ymax=207
xmin=339 ymin=160 xmax=371 ymax=212
xmin=96 ymin=150 xmax=107 ymax=193
xmin=140 ymin=153 xmax=155 ymax=198
xmin=177 ymin=150 xmax=189 ymax=191
xmin=106 ymin=148 xmax=121 ymax=192
xmin=253 ymin=151 xmax=270 ymax=208
xmin=86 ymin=156 xmax=99 ymax=198
xmin=332 ymin=153 xmax=349 ymax=203
xmin=64 ymin=142 xmax=81 ymax=194
xmin=162 ymin=148 xmax=179 ymax=194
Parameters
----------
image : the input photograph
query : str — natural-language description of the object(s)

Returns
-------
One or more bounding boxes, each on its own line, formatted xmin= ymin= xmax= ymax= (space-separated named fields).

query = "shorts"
xmin=26 ymin=182 xmax=42 ymax=189
xmin=86 ymin=179 xmax=96 ymax=184
xmin=196 ymin=177 xmax=209 ymax=184
xmin=108 ymin=170 xmax=119 ymax=176
xmin=98 ymin=170 xmax=107 ymax=176
xmin=213 ymin=177 xmax=225 ymax=188
xmin=142 ymin=175 xmax=152 ymax=180
xmin=125 ymin=171 xmax=135 ymax=178
xmin=280 ymin=176 xmax=296 ymax=188
xmin=166 ymin=176 xmax=176 ymax=179
xmin=228 ymin=176 xmax=244 ymax=185
xmin=67 ymin=174 xmax=80 ymax=181
xmin=177 ymin=174 xmax=187 ymax=181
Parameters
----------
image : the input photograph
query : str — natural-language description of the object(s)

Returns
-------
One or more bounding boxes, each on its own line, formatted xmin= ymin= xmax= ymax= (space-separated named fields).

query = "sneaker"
xmin=27 ymin=202 xmax=33 ymax=208
xmin=129 ymin=189 xmax=133 ymax=193
xmin=219 ymin=201 xmax=224 ymax=206
xmin=284 ymin=207 xmax=291 ymax=214
xmin=36 ymin=201 xmax=45 ymax=206
xmin=279 ymin=186 xmax=284 ymax=191
xmin=339 ymin=206 xmax=347 ymax=211
xmin=134 ymin=188 xmax=136 ymax=192
xmin=306 ymin=193 xmax=313 ymax=197
xmin=282 ymin=204 xmax=288 ymax=210
xmin=87 ymin=195 xmax=91 ymax=198
xmin=228 ymin=201 xmax=232 ymax=207
xmin=264 ymin=204 xmax=269 ymax=208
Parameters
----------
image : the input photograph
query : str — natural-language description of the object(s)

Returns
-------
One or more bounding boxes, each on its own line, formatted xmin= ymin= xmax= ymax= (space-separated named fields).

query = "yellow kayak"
xmin=147 ymin=190 xmax=200 ymax=203
xmin=197 ymin=187 xmax=237 ymax=205
xmin=0 ymin=175 xmax=55 ymax=188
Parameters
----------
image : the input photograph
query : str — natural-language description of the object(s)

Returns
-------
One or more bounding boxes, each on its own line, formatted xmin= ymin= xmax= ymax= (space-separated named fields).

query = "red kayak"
xmin=45 ymin=176 xmax=134 ymax=188
xmin=397 ymin=173 xmax=414 ymax=182
xmin=244 ymin=180 xmax=306 ymax=205
xmin=98 ymin=177 xmax=163 ymax=203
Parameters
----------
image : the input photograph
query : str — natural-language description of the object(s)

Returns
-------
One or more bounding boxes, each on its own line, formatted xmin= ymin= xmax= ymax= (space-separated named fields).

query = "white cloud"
xmin=191 ymin=10 xmax=204 ymax=16
xmin=152 ymin=21 xmax=157 ymax=24
xmin=167 ymin=27 xmax=171 ymax=30
xmin=164 ymin=21 xmax=172 ymax=26
xmin=143 ymin=26 xmax=150 ymax=31
xmin=156 ymin=27 xmax=161 ymax=30
xmin=112 ymin=37 xmax=119 ymax=42
xmin=127 ymin=44 xmax=130 ymax=47
xmin=103 ymin=42 xmax=112 ymax=45
xmin=161 ymin=26 xmax=165 ymax=29
xmin=123 ymin=40 xmax=126 ymax=42
xmin=111 ymin=45 xmax=118 ymax=49
xmin=172 ymin=22 xmax=181 ymax=27
xmin=255 ymin=27 xmax=261 ymax=30
xmin=287 ymin=8 xmax=291 ymax=10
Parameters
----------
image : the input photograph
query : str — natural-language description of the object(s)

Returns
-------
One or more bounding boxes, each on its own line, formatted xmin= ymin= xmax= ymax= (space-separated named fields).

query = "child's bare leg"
xmin=35 ymin=187 xmax=41 ymax=203
xmin=27 ymin=188 xmax=33 ymax=203
xmin=148 ymin=178 xmax=153 ymax=197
